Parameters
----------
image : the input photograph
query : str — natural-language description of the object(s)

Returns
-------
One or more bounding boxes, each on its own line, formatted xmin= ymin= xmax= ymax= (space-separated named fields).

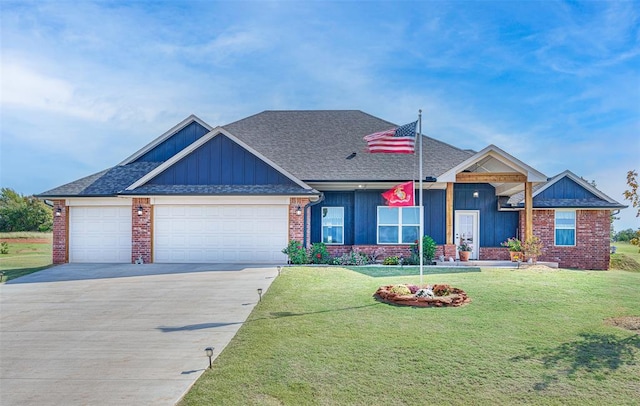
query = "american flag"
xmin=363 ymin=121 xmax=417 ymax=153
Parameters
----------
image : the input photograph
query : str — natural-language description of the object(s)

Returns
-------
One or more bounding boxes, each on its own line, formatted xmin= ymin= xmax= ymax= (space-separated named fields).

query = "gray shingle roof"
xmin=39 ymin=110 xmax=475 ymax=197
xmin=223 ymin=110 xmax=474 ymax=181
xmin=38 ymin=162 xmax=162 ymax=197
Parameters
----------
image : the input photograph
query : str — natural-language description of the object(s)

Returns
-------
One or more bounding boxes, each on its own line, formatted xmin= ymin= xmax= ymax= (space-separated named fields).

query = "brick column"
xmin=289 ymin=197 xmax=310 ymax=246
xmin=443 ymin=244 xmax=457 ymax=260
xmin=52 ymin=199 xmax=68 ymax=264
xmin=132 ymin=198 xmax=152 ymax=264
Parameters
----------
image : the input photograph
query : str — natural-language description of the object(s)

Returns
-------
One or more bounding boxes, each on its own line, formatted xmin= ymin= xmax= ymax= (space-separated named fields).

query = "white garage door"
xmin=154 ymin=205 xmax=288 ymax=263
xmin=69 ymin=206 xmax=132 ymax=263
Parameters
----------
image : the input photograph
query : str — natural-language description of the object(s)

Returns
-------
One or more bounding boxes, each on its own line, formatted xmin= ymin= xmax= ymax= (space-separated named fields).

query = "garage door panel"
xmin=69 ymin=206 xmax=131 ymax=263
xmin=155 ymin=204 xmax=287 ymax=263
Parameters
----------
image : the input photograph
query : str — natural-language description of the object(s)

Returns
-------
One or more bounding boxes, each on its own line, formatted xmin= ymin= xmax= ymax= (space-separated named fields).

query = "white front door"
xmin=455 ymin=210 xmax=479 ymax=260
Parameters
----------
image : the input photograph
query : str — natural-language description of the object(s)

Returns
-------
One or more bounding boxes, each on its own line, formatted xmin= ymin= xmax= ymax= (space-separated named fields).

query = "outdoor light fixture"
xmin=55 ymin=207 xmax=62 ymax=217
xmin=205 ymin=347 xmax=214 ymax=369
xmin=277 ymin=266 xmax=281 ymax=276
xmin=137 ymin=206 xmax=143 ymax=216
xmin=295 ymin=206 xmax=302 ymax=216
xmin=257 ymin=288 xmax=263 ymax=301
xmin=473 ymin=191 xmax=479 ymax=198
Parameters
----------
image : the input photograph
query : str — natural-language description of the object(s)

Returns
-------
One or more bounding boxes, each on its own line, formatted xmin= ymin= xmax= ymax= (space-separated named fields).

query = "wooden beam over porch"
xmin=455 ymin=172 xmax=527 ymax=183
xmin=446 ymin=182 xmax=454 ymax=244
xmin=524 ymin=181 xmax=533 ymax=240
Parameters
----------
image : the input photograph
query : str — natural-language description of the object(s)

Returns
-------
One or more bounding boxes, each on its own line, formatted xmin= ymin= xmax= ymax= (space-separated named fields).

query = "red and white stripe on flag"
xmin=363 ymin=122 xmax=416 ymax=154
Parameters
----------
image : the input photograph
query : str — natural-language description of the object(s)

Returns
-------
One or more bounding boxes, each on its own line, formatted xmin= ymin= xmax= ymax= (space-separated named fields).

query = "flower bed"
xmin=374 ymin=284 xmax=471 ymax=307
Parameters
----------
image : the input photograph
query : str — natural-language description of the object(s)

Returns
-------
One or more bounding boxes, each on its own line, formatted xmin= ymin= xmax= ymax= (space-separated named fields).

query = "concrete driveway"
xmin=0 ymin=263 xmax=278 ymax=405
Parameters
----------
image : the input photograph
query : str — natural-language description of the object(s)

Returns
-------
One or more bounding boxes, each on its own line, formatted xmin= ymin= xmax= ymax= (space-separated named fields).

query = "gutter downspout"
xmin=303 ymin=192 xmax=325 ymax=248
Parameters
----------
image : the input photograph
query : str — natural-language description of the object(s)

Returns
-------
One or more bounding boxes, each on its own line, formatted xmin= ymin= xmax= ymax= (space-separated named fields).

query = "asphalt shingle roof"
xmin=38 ymin=162 xmax=162 ymax=197
xmin=223 ymin=110 xmax=474 ymax=181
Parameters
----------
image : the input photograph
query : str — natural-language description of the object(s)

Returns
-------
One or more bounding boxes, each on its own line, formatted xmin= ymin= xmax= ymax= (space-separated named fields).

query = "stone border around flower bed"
xmin=374 ymin=284 xmax=471 ymax=307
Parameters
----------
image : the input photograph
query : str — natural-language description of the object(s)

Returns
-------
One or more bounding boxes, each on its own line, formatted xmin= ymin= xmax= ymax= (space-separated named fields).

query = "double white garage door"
xmin=69 ymin=204 xmax=288 ymax=263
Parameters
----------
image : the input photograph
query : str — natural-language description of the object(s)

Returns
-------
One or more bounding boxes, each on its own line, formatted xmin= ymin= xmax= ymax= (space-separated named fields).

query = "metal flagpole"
xmin=418 ymin=110 xmax=424 ymax=285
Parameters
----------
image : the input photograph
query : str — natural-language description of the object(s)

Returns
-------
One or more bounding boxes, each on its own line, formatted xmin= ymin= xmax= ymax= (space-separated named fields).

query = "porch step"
xmin=434 ymin=260 xmax=559 ymax=268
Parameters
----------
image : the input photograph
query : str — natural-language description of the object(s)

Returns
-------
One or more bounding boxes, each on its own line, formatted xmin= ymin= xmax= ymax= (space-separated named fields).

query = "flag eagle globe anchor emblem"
xmin=382 ymin=181 xmax=415 ymax=206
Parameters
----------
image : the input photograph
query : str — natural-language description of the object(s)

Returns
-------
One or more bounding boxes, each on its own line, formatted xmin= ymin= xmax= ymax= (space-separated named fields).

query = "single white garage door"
xmin=154 ymin=205 xmax=288 ymax=263
xmin=69 ymin=206 xmax=132 ymax=263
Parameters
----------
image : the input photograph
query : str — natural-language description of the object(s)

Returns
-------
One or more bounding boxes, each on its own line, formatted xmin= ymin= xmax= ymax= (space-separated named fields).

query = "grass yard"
xmin=181 ymin=266 xmax=640 ymax=406
xmin=611 ymin=241 xmax=640 ymax=272
xmin=0 ymin=232 xmax=52 ymax=281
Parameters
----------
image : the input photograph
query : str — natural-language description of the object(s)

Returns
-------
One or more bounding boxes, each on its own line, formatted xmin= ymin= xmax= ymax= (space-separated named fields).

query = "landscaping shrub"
xmin=309 ymin=243 xmax=331 ymax=264
xmin=332 ymin=250 xmax=374 ymax=266
xmin=389 ymin=284 xmax=411 ymax=295
xmin=404 ymin=235 xmax=437 ymax=265
xmin=282 ymin=240 xmax=308 ymax=264
xmin=432 ymin=284 xmax=451 ymax=296
xmin=383 ymin=256 xmax=400 ymax=265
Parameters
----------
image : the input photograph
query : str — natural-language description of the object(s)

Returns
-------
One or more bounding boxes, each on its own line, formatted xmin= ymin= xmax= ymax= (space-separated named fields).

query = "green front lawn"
xmin=181 ymin=266 xmax=640 ymax=405
xmin=0 ymin=232 xmax=52 ymax=281
xmin=611 ymin=241 xmax=640 ymax=272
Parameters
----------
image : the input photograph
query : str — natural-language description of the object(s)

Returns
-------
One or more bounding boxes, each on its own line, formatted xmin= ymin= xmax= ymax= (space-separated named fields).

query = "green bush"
xmin=403 ymin=235 xmax=437 ymax=265
xmin=383 ymin=256 xmax=400 ymax=265
xmin=0 ymin=242 xmax=8 ymax=255
xmin=282 ymin=240 xmax=308 ymax=264
xmin=309 ymin=243 xmax=331 ymax=264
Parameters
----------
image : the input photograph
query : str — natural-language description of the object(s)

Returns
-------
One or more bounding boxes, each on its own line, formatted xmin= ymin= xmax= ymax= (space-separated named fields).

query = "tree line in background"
xmin=0 ymin=188 xmax=53 ymax=232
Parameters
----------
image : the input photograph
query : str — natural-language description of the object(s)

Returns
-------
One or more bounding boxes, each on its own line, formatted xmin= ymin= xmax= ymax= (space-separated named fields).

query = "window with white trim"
xmin=322 ymin=207 xmax=344 ymax=244
xmin=377 ymin=206 xmax=420 ymax=244
xmin=555 ymin=210 xmax=576 ymax=246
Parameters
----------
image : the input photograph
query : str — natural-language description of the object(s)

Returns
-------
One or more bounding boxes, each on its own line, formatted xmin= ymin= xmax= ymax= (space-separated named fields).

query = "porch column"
xmin=524 ymin=181 xmax=533 ymax=240
xmin=446 ymin=182 xmax=454 ymax=245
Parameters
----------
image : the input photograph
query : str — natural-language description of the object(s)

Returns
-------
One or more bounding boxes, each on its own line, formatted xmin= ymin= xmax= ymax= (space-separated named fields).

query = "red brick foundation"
xmin=52 ymin=199 xmax=67 ymax=264
xmin=132 ymin=198 xmax=152 ymax=264
xmin=479 ymin=247 xmax=510 ymax=261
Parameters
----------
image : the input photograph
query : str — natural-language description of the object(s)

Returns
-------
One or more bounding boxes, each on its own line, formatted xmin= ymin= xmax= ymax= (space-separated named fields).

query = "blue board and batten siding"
xmin=311 ymin=185 xmax=518 ymax=247
xmin=149 ymin=134 xmax=296 ymax=186
xmin=536 ymin=177 xmax=599 ymax=200
xmin=311 ymin=190 xmax=447 ymax=245
xmin=454 ymin=184 xmax=519 ymax=246
xmin=134 ymin=122 xmax=211 ymax=163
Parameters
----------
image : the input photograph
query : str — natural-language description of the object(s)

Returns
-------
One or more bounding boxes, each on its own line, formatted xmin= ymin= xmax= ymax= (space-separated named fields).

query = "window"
xmin=377 ymin=206 xmax=420 ymax=244
xmin=322 ymin=207 xmax=344 ymax=244
xmin=555 ymin=210 xmax=576 ymax=246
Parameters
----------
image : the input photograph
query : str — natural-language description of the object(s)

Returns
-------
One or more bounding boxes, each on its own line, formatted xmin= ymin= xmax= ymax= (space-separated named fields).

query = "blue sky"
xmin=1 ymin=0 xmax=639 ymax=230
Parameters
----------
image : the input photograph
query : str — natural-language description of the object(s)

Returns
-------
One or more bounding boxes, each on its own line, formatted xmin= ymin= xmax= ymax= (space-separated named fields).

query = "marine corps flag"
xmin=382 ymin=181 xmax=415 ymax=206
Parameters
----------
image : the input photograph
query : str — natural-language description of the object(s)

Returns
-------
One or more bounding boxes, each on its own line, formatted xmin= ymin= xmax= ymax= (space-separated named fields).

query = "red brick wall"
xmin=289 ymin=198 xmax=310 ymax=246
xmin=480 ymin=247 xmax=510 ymax=261
xmin=326 ymin=245 xmax=413 ymax=262
xmin=132 ymin=198 xmax=152 ymax=264
xmin=326 ymin=245 xmax=456 ymax=262
xmin=532 ymin=209 xmax=610 ymax=270
xmin=52 ymin=199 xmax=67 ymax=264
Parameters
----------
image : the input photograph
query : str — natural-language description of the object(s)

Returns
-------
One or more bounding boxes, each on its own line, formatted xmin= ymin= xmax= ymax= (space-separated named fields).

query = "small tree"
xmin=623 ymin=170 xmax=639 ymax=217
xmin=523 ymin=236 xmax=543 ymax=264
